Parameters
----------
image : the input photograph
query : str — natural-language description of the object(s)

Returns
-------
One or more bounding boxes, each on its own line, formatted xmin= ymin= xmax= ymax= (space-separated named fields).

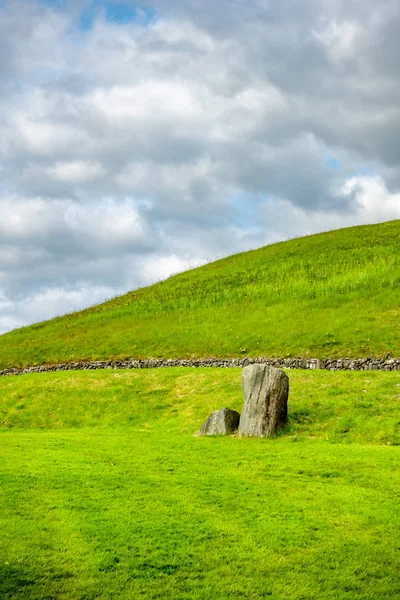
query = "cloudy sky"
xmin=1 ymin=0 xmax=400 ymax=333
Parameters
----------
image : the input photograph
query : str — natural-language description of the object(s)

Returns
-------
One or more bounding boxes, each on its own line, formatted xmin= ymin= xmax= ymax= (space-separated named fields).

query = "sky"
xmin=1 ymin=0 xmax=400 ymax=333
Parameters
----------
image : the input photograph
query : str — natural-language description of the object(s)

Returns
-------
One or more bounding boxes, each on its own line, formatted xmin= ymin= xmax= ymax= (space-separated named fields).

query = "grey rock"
xmin=239 ymin=364 xmax=289 ymax=437
xmin=198 ymin=407 xmax=240 ymax=436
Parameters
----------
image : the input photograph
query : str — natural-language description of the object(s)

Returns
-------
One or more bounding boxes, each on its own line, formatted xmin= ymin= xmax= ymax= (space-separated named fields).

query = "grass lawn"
xmin=1 ymin=368 xmax=400 ymax=599
xmin=0 ymin=220 xmax=399 ymax=368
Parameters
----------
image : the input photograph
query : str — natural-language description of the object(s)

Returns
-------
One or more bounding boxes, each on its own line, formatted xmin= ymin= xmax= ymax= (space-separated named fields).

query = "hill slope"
xmin=0 ymin=220 xmax=399 ymax=368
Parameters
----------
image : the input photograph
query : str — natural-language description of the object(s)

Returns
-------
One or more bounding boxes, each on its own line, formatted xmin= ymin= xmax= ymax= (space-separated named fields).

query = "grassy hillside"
xmin=0 ymin=220 xmax=399 ymax=368
xmin=1 ymin=368 xmax=400 ymax=599
xmin=2 ymin=368 xmax=400 ymax=444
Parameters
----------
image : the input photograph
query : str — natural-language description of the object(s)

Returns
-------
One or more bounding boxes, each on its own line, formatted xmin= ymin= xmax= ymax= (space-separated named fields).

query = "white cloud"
xmin=64 ymin=198 xmax=148 ymax=246
xmin=314 ymin=20 xmax=361 ymax=63
xmin=90 ymin=81 xmax=201 ymax=122
xmin=341 ymin=175 xmax=400 ymax=221
xmin=0 ymin=285 xmax=116 ymax=335
xmin=11 ymin=112 xmax=92 ymax=159
xmin=48 ymin=160 xmax=106 ymax=184
xmin=259 ymin=175 xmax=400 ymax=241
xmin=139 ymin=254 xmax=202 ymax=286
xmin=0 ymin=196 xmax=149 ymax=250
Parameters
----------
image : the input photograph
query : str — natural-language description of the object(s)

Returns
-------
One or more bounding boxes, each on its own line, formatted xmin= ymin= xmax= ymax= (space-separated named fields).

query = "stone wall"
xmin=0 ymin=356 xmax=399 ymax=377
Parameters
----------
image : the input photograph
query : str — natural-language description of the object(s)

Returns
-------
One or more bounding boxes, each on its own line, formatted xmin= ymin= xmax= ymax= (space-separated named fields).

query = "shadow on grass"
xmin=0 ymin=563 xmax=74 ymax=600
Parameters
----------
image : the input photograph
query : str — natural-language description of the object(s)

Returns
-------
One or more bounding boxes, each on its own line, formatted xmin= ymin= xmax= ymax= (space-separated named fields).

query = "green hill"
xmin=0 ymin=220 xmax=399 ymax=369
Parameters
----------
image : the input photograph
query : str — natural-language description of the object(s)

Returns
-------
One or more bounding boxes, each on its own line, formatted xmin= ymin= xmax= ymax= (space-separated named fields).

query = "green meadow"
xmin=0 ymin=220 xmax=399 ymax=369
xmin=1 ymin=368 xmax=400 ymax=599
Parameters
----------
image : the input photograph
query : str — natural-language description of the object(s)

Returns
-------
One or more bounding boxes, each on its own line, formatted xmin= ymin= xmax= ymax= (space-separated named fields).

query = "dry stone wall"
xmin=0 ymin=356 xmax=399 ymax=377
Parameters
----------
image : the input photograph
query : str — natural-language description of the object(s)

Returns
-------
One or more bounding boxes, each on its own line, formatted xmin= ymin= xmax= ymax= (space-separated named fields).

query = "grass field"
xmin=1 ymin=368 xmax=400 ymax=599
xmin=0 ymin=220 xmax=399 ymax=369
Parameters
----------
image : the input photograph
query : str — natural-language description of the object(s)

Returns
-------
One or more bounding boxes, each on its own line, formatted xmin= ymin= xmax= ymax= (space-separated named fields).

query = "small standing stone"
xmin=198 ymin=407 xmax=240 ymax=436
xmin=239 ymin=364 xmax=289 ymax=437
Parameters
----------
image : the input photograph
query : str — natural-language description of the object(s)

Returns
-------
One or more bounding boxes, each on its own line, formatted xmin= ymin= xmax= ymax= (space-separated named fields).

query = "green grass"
xmin=1 ymin=368 xmax=400 ymax=445
xmin=0 ymin=220 xmax=399 ymax=368
xmin=1 ymin=368 xmax=400 ymax=599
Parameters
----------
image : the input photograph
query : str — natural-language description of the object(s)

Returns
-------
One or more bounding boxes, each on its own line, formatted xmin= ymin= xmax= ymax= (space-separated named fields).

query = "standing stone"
xmin=239 ymin=364 xmax=289 ymax=437
xmin=198 ymin=407 xmax=240 ymax=436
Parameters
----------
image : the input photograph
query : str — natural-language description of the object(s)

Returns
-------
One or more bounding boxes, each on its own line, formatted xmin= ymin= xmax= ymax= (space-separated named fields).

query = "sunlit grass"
xmin=1 ymin=367 xmax=400 ymax=443
xmin=0 ymin=220 xmax=399 ymax=368
xmin=1 ymin=368 xmax=400 ymax=599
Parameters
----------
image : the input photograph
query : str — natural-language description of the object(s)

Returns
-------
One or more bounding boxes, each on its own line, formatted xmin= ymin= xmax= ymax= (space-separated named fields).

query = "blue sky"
xmin=325 ymin=155 xmax=342 ymax=171
xmin=35 ymin=0 xmax=156 ymax=29
xmin=80 ymin=1 xmax=156 ymax=29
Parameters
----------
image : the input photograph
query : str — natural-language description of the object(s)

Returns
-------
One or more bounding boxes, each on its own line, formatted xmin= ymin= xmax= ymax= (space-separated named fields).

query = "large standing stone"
xmin=198 ymin=407 xmax=240 ymax=436
xmin=239 ymin=364 xmax=289 ymax=437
